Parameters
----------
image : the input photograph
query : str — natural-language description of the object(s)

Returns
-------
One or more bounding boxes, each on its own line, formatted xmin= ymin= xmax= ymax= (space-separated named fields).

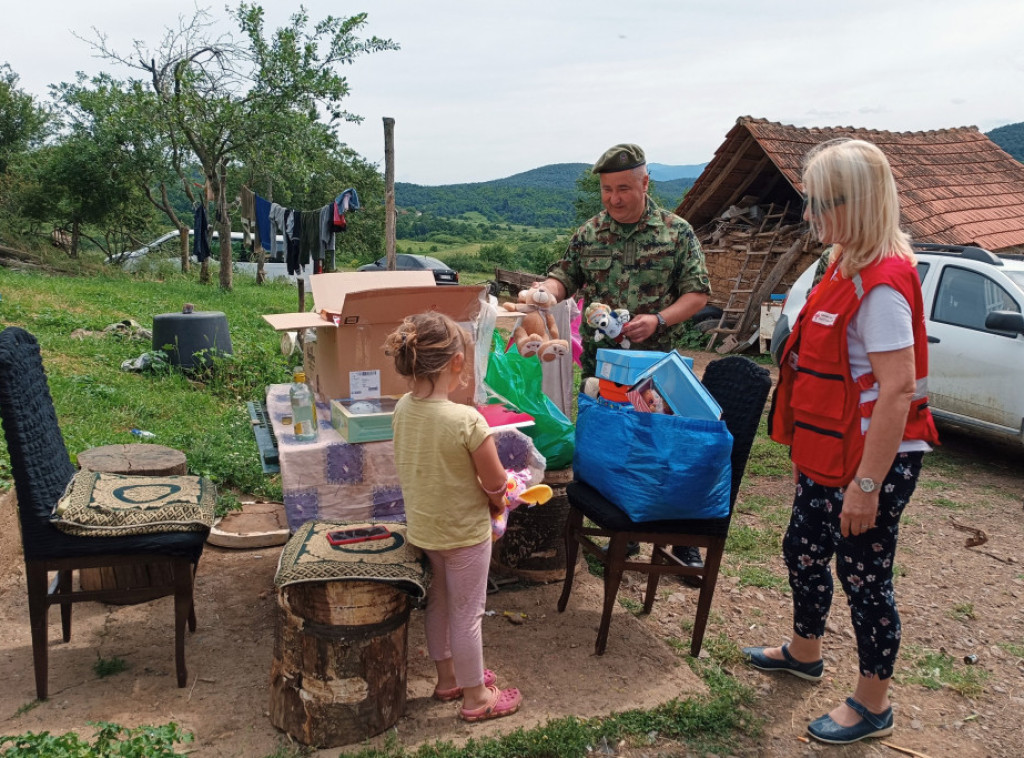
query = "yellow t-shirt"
xmin=392 ymin=393 xmax=492 ymax=551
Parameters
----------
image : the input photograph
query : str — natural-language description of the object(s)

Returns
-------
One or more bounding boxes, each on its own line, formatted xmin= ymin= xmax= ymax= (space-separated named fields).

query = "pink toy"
xmin=490 ymin=469 xmax=554 ymax=541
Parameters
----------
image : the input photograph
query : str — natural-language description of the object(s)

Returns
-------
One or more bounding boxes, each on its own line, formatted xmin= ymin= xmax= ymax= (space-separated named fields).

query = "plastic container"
xmin=289 ymin=371 xmax=319 ymax=442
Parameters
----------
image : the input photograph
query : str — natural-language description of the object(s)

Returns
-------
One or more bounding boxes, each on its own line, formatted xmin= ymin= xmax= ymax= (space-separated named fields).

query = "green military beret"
xmin=592 ymin=143 xmax=646 ymax=174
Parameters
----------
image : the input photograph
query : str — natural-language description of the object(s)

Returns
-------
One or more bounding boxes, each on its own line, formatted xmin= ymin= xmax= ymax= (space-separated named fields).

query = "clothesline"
xmin=233 ymin=187 xmax=360 ymax=274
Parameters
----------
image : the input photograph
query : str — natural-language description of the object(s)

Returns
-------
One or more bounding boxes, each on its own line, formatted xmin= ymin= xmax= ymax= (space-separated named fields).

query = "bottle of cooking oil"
xmin=289 ymin=370 xmax=319 ymax=442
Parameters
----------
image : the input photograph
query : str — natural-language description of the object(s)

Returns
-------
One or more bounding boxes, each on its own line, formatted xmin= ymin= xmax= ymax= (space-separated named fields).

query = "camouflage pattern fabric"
xmin=547 ymin=197 xmax=711 ymax=377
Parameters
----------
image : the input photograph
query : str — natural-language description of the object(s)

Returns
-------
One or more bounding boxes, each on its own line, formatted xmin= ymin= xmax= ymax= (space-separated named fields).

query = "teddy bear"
xmin=502 ymin=285 xmax=569 ymax=362
xmin=584 ymin=302 xmax=632 ymax=348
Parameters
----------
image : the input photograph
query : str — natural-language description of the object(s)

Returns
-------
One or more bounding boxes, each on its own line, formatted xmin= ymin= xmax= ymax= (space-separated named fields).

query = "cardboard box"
xmin=628 ymin=352 xmax=722 ymax=420
xmin=330 ymin=396 xmax=402 ymax=443
xmin=263 ymin=271 xmax=483 ymax=404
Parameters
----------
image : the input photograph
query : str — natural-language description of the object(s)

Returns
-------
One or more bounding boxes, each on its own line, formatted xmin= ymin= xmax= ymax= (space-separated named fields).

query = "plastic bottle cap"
xmin=294 ymin=371 xmax=306 ymax=382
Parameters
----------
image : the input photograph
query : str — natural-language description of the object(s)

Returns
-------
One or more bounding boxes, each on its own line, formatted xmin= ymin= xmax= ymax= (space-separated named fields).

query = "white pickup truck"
xmin=771 ymin=243 xmax=1024 ymax=447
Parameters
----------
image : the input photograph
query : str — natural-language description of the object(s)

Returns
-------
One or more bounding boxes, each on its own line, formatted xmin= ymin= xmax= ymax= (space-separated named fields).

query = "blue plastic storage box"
xmin=629 ymin=352 xmax=721 ymax=421
xmin=596 ymin=349 xmax=684 ymax=385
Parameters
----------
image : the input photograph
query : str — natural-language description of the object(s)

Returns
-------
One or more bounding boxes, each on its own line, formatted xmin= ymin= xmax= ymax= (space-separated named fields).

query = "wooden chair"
xmin=557 ymin=356 xmax=772 ymax=656
xmin=0 ymin=327 xmax=209 ymax=699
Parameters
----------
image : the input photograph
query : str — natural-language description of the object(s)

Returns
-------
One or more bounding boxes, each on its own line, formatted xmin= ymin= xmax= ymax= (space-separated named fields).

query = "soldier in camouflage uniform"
xmin=539 ymin=143 xmax=712 ymax=572
xmin=540 ymin=143 xmax=711 ymax=378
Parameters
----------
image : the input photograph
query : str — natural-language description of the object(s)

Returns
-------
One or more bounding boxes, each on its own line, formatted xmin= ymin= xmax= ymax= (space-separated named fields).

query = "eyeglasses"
xmin=801 ymin=194 xmax=846 ymax=215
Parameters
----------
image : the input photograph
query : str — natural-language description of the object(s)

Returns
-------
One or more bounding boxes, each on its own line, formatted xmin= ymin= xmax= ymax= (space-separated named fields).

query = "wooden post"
xmin=383 ymin=117 xmax=397 ymax=270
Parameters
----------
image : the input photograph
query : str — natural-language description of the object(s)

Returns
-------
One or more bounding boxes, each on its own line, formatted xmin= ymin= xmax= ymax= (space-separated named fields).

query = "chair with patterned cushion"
xmin=0 ymin=326 xmax=210 ymax=699
xmin=557 ymin=356 xmax=772 ymax=656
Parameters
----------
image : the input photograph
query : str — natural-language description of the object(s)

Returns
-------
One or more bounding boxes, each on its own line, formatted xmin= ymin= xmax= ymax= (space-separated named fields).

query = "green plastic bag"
xmin=484 ymin=340 xmax=575 ymax=469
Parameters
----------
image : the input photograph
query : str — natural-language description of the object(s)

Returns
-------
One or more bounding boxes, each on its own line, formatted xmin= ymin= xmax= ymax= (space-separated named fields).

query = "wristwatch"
xmin=853 ymin=476 xmax=877 ymax=493
xmin=655 ymin=312 xmax=667 ymax=334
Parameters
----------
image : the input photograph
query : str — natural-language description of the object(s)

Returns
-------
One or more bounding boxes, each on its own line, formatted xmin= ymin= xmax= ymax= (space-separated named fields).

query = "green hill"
xmin=396 ymin=163 xmax=695 ymax=228
xmin=987 ymin=122 xmax=1024 ymax=162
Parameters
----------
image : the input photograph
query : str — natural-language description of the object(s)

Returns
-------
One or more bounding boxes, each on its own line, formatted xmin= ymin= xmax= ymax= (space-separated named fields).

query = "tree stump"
xmin=269 ymin=580 xmax=409 ymax=748
xmin=77 ymin=444 xmax=189 ymax=599
xmin=494 ymin=466 xmax=573 ymax=582
xmin=77 ymin=444 xmax=187 ymax=477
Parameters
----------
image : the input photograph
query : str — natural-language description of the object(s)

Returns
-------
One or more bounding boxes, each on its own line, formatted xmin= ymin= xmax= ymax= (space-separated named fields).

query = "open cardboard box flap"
xmin=261 ymin=270 xmax=485 ymax=404
xmin=263 ymin=271 xmax=449 ymax=331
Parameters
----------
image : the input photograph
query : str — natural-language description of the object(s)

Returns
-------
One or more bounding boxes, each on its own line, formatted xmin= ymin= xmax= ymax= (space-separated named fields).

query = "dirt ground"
xmin=1 ymin=354 xmax=1023 ymax=757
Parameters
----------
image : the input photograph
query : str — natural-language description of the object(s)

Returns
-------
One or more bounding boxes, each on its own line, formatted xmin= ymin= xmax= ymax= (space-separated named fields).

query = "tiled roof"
xmin=676 ymin=117 xmax=1024 ymax=252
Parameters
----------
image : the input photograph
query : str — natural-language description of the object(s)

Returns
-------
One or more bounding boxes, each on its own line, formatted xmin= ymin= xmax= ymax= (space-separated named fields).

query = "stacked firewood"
xmin=694 ymin=200 xmax=814 ymax=308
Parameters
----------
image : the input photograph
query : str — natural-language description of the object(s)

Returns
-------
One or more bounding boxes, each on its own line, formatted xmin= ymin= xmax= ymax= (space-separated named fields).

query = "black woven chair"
xmin=557 ymin=356 xmax=772 ymax=656
xmin=0 ymin=327 xmax=208 ymax=699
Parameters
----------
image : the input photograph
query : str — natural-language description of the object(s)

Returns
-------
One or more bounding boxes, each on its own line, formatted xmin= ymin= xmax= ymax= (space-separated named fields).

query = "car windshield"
xmin=420 ymin=257 xmax=450 ymax=270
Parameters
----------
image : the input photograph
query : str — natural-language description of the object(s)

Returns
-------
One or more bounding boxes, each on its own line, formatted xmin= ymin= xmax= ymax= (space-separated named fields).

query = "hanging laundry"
xmin=254 ymin=194 xmax=272 ymax=254
xmin=331 ymin=187 xmax=360 ymax=232
xmin=285 ymin=209 xmax=302 ymax=275
xmin=192 ymin=203 xmax=212 ymax=263
xmin=269 ymin=202 xmax=288 ymax=262
xmin=319 ymin=204 xmax=337 ymax=271
xmin=299 ymin=210 xmax=320 ymax=267
xmin=239 ymin=186 xmax=257 ymax=252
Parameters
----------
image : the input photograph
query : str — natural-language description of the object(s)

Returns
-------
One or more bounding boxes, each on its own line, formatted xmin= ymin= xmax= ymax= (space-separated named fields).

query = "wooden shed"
xmin=677 ymin=116 xmax=1024 ymax=350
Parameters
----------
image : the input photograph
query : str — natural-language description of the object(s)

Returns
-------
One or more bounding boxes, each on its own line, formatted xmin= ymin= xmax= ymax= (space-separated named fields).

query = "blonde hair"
xmin=802 ymin=138 xmax=914 ymax=277
xmin=383 ymin=311 xmax=468 ymax=392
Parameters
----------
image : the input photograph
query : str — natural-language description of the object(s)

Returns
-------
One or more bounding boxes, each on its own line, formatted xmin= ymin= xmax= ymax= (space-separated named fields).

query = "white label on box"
xmin=599 ymin=363 xmax=612 ymax=379
xmin=349 ymin=370 xmax=381 ymax=399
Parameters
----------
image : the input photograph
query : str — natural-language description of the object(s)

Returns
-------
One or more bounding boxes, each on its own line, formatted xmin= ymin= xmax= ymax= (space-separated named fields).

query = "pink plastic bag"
xmin=570 ymin=297 xmax=583 ymax=367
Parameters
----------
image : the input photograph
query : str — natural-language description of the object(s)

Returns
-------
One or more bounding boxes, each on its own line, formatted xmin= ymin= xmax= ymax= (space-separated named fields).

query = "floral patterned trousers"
xmin=783 ymin=452 xmax=923 ymax=679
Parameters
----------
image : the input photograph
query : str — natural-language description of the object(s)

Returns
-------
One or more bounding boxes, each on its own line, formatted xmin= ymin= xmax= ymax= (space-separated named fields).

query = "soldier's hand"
xmin=621 ymin=314 xmax=658 ymax=343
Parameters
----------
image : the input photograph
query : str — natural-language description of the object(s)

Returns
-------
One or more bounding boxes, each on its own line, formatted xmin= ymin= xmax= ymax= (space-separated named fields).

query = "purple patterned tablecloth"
xmin=267 ymin=385 xmax=547 ymax=533
xmin=266 ymin=384 xmax=404 ymax=531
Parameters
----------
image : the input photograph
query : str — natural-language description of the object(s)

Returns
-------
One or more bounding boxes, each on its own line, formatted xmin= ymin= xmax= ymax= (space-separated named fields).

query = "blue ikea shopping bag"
xmin=573 ymin=393 xmax=733 ymax=521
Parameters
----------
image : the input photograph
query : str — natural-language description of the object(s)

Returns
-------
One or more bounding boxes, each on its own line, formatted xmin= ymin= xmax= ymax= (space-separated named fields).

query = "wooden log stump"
xmin=78 ymin=443 xmax=187 ymax=477
xmin=494 ymin=467 xmax=573 ymax=582
xmin=77 ymin=444 xmax=189 ymax=599
xmin=269 ymin=580 xmax=409 ymax=748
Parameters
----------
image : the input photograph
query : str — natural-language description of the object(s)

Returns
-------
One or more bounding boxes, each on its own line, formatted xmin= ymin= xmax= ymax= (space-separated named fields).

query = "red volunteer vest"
xmin=769 ymin=255 xmax=939 ymax=487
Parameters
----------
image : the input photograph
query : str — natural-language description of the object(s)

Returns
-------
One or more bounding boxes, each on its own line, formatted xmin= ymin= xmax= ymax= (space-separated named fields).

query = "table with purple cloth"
xmin=266 ymin=384 xmax=546 ymax=532
xmin=267 ymin=384 xmax=403 ymax=531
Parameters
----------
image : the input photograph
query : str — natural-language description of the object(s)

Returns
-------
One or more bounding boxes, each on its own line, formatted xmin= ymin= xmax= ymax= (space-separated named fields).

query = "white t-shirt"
xmin=848 ymin=284 xmax=931 ymax=452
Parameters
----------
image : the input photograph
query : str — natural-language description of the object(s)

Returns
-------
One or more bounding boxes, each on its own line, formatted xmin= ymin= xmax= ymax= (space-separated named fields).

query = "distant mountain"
xmin=648 ymin=162 xmax=708 ymax=181
xmin=396 ymin=163 xmax=696 ymax=227
xmin=490 ymin=163 xmax=590 ymax=189
xmin=987 ymin=122 xmax=1024 ymax=162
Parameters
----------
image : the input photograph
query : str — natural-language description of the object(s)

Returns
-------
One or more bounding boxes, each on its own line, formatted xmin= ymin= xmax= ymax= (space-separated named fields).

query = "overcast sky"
xmin=5 ymin=1 xmax=1024 ymax=185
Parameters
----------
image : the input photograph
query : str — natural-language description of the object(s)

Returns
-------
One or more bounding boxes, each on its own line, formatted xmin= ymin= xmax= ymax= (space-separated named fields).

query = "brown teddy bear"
xmin=502 ymin=285 xmax=569 ymax=362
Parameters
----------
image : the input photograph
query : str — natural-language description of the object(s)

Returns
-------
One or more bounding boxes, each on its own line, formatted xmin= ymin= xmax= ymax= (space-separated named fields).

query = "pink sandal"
xmin=433 ymin=668 xmax=497 ymax=702
xmin=459 ymin=684 xmax=522 ymax=722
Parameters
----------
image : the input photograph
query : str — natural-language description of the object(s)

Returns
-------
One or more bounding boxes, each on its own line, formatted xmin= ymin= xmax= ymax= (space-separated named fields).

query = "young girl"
xmin=385 ymin=311 xmax=522 ymax=722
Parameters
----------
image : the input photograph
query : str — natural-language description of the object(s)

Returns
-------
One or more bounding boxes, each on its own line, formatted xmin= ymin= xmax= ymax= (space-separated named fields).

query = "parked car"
xmin=771 ymin=243 xmax=1024 ymax=446
xmin=357 ymin=254 xmax=459 ymax=285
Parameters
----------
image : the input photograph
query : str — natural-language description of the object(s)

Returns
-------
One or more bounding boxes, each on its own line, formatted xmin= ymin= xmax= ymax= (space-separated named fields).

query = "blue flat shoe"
xmin=807 ymin=697 xmax=894 ymax=744
xmin=742 ymin=643 xmax=824 ymax=681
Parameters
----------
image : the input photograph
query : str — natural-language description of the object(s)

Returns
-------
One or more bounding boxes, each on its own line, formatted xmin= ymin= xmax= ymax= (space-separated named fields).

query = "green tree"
xmin=16 ymin=129 xmax=156 ymax=258
xmin=573 ymin=168 xmax=601 ymax=224
xmin=0 ymin=64 xmax=49 ymax=175
xmin=89 ymin=3 xmax=398 ymax=288
xmin=52 ymin=73 xmax=195 ymax=265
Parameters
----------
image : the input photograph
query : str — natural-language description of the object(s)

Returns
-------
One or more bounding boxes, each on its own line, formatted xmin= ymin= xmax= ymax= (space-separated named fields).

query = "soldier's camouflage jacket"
xmin=547 ymin=197 xmax=711 ymax=377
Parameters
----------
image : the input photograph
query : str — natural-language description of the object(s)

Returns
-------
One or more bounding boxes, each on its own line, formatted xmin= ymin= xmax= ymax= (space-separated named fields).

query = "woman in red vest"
xmin=745 ymin=139 xmax=938 ymax=745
